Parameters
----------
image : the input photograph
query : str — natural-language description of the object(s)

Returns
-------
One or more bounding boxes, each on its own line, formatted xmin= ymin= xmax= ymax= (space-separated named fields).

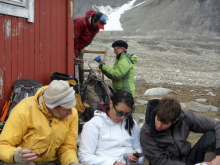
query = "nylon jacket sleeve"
xmin=102 ymin=57 xmax=131 ymax=80
xmin=0 ymin=102 xmax=29 ymax=163
xmin=78 ymin=118 xmax=116 ymax=165
xmin=140 ymin=124 xmax=186 ymax=165
xmin=74 ymin=18 xmax=85 ymax=58
xmin=131 ymin=121 xmax=145 ymax=164
xmin=183 ymin=110 xmax=220 ymax=151
xmin=58 ymin=108 xmax=79 ymax=165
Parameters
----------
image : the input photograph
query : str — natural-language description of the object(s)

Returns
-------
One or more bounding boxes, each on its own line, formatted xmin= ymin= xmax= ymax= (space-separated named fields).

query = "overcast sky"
xmin=94 ymin=0 xmax=147 ymax=31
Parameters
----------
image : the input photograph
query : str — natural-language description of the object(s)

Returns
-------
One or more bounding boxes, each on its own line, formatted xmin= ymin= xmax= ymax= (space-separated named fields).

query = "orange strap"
xmin=0 ymin=100 xmax=11 ymax=122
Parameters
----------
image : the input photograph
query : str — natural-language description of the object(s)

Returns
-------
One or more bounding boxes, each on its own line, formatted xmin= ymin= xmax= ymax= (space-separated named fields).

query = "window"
xmin=0 ymin=0 xmax=34 ymax=22
xmin=0 ymin=0 xmax=26 ymax=7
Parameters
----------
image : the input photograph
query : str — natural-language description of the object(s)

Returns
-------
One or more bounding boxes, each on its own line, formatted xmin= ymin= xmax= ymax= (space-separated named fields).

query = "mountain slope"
xmin=74 ymin=0 xmax=145 ymax=18
xmin=121 ymin=0 xmax=220 ymax=36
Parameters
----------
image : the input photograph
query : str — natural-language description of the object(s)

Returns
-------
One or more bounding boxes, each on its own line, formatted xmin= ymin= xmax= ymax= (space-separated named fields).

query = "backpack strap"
xmin=0 ymin=101 xmax=11 ymax=122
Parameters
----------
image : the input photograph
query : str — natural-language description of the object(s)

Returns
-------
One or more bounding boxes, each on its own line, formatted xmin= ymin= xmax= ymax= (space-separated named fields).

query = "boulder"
xmin=181 ymin=102 xmax=219 ymax=112
xmin=143 ymin=87 xmax=174 ymax=96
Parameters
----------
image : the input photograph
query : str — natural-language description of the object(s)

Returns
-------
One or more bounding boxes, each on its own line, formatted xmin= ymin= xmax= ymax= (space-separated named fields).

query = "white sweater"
xmin=78 ymin=110 xmax=145 ymax=165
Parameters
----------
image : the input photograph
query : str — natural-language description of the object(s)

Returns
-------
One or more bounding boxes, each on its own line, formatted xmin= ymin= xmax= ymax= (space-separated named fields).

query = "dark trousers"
xmin=185 ymin=131 xmax=216 ymax=164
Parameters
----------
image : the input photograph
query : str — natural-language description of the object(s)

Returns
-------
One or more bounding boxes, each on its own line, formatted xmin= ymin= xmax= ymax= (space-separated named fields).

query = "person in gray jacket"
xmin=140 ymin=97 xmax=220 ymax=165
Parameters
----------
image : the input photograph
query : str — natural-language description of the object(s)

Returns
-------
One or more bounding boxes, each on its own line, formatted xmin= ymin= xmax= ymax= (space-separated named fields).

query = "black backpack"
xmin=51 ymin=72 xmax=80 ymax=94
xmin=7 ymin=79 xmax=43 ymax=116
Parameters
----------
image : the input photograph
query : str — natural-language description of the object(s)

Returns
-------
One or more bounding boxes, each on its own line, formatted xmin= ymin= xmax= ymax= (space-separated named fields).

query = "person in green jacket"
xmin=99 ymin=40 xmax=137 ymax=97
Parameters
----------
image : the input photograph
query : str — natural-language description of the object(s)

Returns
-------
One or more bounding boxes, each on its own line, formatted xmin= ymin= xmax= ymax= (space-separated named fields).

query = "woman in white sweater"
xmin=78 ymin=89 xmax=145 ymax=165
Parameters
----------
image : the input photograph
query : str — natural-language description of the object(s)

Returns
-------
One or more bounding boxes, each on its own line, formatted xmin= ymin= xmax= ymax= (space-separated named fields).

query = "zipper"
xmin=49 ymin=117 xmax=52 ymax=127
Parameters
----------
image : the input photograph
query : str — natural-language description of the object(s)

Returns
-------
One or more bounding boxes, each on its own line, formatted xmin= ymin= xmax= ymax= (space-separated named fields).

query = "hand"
xmin=113 ymin=162 xmax=125 ymax=165
xmin=128 ymin=151 xmax=139 ymax=163
xmin=14 ymin=148 xmax=37 ymax=163
xmin=99 ymin=64 xmax=103 ymax=70
xmin=75 ymin=57 xmax=82 ymax=62
xmin=206 ymin=155 xmax=220 ymax=165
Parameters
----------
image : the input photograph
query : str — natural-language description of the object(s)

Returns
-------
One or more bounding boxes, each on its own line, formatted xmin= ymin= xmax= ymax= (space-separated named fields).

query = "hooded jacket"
xmin=140 ymin=99 xmax=220 ymax=165
xmin=0 ymin=86 xmax=78 ymax=165
xmin=78 ymin=109 xmax=144 ymax=165
xmin=74 ymin=10 xmax=100 ymax=58
xmin=101 ymin=52 xmax=137 ymax=97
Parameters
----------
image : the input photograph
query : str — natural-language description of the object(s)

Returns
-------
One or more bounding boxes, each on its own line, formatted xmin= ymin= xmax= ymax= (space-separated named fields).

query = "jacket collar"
xmin=35 ymin=86 xmax=53 ymax=118
xmin=94 ymin=110 xmax=116 ymax=125
xmin=116 ymin=51 xmax=127 ymax=60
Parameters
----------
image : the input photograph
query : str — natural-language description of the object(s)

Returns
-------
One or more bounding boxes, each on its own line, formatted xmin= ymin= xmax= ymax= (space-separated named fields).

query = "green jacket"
xmin=101 ymin=51 xmax=137 ymax=97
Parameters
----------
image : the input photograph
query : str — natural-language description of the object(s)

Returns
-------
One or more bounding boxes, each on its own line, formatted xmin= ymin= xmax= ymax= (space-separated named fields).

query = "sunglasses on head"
xmin=29 ymin=139 xmax=48 ymax=158
xmin=113 ymin=104 xmax=132 ymax=118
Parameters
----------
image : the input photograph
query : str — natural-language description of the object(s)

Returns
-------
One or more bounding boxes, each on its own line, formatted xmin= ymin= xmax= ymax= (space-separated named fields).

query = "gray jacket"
xmin=140 ymin=99 xmax=220 ymax=165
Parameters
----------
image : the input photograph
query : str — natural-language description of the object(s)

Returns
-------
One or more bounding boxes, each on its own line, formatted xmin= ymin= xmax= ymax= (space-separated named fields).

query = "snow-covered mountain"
xmin=74 ymin=0 xmax=220 ymax=36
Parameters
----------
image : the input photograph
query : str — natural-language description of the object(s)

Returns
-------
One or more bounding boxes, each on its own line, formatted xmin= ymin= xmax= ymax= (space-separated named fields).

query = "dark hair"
xmin=156 ymin=97 xmax=181 ymax=124
xmin=111 ymin=89 xmax=135 ymax=136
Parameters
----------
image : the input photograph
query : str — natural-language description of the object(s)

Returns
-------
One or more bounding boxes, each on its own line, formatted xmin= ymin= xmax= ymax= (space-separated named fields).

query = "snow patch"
xmin=94 ymin=0 xmax=146 ymax=31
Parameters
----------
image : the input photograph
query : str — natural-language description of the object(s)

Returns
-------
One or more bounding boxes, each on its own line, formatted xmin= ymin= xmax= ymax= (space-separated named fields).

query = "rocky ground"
xmin=84 ymin=31 xmax=220 ymax=87
xmin=133 ymin=83 xmax=220 ymax=165
xmin=83 ymin=31 xmax=220 ymax=165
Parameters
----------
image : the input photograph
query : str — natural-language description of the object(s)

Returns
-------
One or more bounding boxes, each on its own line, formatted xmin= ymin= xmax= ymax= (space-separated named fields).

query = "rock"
xmin=134 ymin=79 xmax=146 ymax=83
xmin=196 ymin=99 xmax=207 ymax=103
xmin=175 ymin=82 xmax=182 ymax=86
xmin=206 ymin=92 xmax=217 ymax=96
xmin=135 ymin=99 xmax=148 ymax=105
xmin=132 ymin=113 xmax=144 ymax=124
xmin=139 ymin=116 xmax=144 ymax=123
xmin=138 ymin=122 xmax=144 ymax=129
xmin=181 ymin=102 xmax=219 ymax=112
xmin=143 ymin=87 xmax=173 ymax=96
xmin=214 ymin=118 xmax=220 ymax=121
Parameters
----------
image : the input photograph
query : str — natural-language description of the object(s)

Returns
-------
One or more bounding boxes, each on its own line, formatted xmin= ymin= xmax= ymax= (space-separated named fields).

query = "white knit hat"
xmin=44 ymin=80 xmax=76 ymax=109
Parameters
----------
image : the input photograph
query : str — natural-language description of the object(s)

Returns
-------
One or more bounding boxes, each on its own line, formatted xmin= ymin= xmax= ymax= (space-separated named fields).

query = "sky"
xmin=94 ymin=0 xmax=147 ymax=31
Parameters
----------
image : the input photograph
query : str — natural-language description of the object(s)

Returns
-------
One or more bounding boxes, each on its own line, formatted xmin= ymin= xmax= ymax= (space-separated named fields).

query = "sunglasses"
xmin=114 ymin=47 xmax=121 ymax=51
xmin=29 ymin=139 xmax=48 ymax=158
xmin=113 ymin=104 xmax=132 ymax=118
xmin=99 ymin=20 xmax=106 ymax=25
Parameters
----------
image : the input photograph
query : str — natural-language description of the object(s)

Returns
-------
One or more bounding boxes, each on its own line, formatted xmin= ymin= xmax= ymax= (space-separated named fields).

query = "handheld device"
xmin=133 ymin=152 xmax=146 ymax=158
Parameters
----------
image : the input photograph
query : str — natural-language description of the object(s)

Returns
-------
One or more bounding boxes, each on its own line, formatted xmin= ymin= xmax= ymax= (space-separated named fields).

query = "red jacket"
xmin=74 ymin=10 xmax=100 ymax=58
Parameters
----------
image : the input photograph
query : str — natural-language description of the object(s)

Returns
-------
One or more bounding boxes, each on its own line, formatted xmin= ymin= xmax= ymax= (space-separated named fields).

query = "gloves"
xmin=14 ymin=149 xmax=29 ymax=164
xmin=14 ymin=148 xmax=37 ymax=164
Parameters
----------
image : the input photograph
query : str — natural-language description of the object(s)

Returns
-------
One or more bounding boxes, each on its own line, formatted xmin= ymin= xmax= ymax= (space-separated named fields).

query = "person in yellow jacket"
xmin=0 ymin=80 xmax=86 ymax=165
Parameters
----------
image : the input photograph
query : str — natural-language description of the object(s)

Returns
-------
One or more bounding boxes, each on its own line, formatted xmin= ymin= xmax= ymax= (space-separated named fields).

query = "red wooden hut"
xmin=0 ymin=0 xmax=75 ymax=113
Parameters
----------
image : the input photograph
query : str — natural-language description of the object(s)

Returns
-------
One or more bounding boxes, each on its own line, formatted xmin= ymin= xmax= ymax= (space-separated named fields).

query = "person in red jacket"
xmin=74 ymin=10 xmax=107 ymax=61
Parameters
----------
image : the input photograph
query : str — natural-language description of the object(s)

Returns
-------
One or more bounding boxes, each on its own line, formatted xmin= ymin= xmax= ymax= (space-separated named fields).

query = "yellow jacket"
xmin=0 ymin=86 xmax=78 ymax=165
